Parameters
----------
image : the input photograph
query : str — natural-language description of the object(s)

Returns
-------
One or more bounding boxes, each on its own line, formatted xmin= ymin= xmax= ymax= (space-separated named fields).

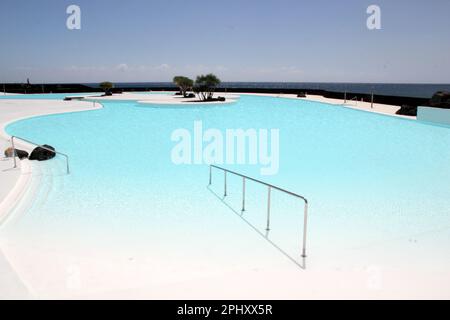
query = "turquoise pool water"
xmin=2 ymin=95 xmax=450 ymax=266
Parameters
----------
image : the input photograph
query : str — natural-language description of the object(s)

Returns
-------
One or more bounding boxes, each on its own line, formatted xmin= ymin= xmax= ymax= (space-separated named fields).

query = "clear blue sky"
xmin=0 ymin=0 xmax=449 ymax=83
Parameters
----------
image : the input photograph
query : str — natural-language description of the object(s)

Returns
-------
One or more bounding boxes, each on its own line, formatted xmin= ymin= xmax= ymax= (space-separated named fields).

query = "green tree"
xmin=173 ymin=76 xmax=194 ymax=97
xmin=99 ymin=81 xmax=114 ymax=93
xmin=193 ymin=74 xmax=221 ymax=101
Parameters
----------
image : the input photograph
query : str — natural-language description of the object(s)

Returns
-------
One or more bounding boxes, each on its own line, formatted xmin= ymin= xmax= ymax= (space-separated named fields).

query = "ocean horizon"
xmin=82 ymin=82 xmax=450 ymax=99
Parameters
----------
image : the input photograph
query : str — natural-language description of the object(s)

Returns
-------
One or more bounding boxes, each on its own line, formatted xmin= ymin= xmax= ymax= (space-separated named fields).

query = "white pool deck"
xmin=1 ymin=92 xmax=448 ymax=300
xmin=89 ymin=92 xmax=240 ymax=105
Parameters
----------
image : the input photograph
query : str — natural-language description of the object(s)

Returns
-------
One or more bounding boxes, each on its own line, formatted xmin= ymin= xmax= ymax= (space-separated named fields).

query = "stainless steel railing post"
xmin=11 ymin=136 xmax=17 ymax=168
xmin=266 ymin=186 xmax=271 ymax=231
xmin=301 ymin=201 xmax=309 ymax=258
xmin=242 ymin=177 xmax=246 ymax=212
xmin=209 ymin=165 xmax=212 ymax=185
xmin=66 ymin=156 xmax=70 ymax=175
xmin=224 ymin=171 xmax=227 ymax=197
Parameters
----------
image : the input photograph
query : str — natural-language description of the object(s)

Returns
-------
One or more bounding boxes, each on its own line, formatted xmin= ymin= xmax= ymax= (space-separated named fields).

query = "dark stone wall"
xmin=1 ymin=83 xmax=97 ymax=94
xmin=1 ymin=83 xmax=430 ymax=106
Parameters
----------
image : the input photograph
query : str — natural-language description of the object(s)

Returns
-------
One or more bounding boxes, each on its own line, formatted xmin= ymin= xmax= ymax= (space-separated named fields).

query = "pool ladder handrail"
xmin=209 ymin=165 xmax=309 ymax=259
xmin=11 ymin=135 xmax=70 ymax=174
xmin=344 ymin=96 xmax=359 ymax=106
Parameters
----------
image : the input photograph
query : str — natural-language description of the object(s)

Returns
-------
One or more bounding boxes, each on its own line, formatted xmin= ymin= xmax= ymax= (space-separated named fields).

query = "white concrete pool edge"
xmin=0 ymin=159 xmax=32 ymax=225
xmin=0 ymin=99 xmax=104 ymax=225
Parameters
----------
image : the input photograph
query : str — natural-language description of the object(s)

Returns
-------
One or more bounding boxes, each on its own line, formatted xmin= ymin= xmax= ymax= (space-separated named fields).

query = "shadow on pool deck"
xmin=207 ymin=185 xmax=306 ymax=270
xmin=0 ymin=249 xmax=32 ymax=299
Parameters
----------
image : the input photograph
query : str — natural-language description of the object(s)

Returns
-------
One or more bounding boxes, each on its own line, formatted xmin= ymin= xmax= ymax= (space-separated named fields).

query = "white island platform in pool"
xmin=0 ymin=92 xmax=448 ymax=299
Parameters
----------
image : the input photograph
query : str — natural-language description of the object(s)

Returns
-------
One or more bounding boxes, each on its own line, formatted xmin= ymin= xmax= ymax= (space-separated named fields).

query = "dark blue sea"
xmin=84 ymin=82 xmax=450 ymax=99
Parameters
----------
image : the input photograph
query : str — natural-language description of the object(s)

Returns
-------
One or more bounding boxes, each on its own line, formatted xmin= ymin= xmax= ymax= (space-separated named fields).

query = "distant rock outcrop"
xmin=297 ymin=92 xmax=307 ymax=98
xmin=29 ymin=145 xmax=56 ymax=161
xmin=430 ymin=91 xmax=450 ymax=109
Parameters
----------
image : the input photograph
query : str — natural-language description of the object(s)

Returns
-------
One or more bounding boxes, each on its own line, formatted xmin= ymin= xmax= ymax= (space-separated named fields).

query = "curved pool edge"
xmin=0 ymin=160 xmax=32 ymax=226
xmin=0 ymin=99 xmax=104 ymax=226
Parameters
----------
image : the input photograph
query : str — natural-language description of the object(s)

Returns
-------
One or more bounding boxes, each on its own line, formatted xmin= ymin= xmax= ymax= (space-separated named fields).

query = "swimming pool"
xmin=1 ymin=94 xmax=450 ymax=297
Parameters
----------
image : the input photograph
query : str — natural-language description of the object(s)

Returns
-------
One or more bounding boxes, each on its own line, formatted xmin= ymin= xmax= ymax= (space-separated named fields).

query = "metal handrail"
xmin=343 ymin=96 xmax=358 ymax=106
xmin=209 ymin=165 xmax=309 ymax=259
xmin=11 ymin=136 xmax=70 ymax=174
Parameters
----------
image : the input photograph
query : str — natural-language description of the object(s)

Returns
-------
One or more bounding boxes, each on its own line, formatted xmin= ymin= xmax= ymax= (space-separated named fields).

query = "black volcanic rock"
xmin=15 ymin=149 xmax=29 ymax=160
xmin=4 ymin=148 xmax=29 ymax=159
xmin=396 ymin=105 xmax=417 ymax=116
xmin=29 ymin=145 xmax=56 ymax=161
xmin=430 ymin=91 xmax=450 ymax=109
